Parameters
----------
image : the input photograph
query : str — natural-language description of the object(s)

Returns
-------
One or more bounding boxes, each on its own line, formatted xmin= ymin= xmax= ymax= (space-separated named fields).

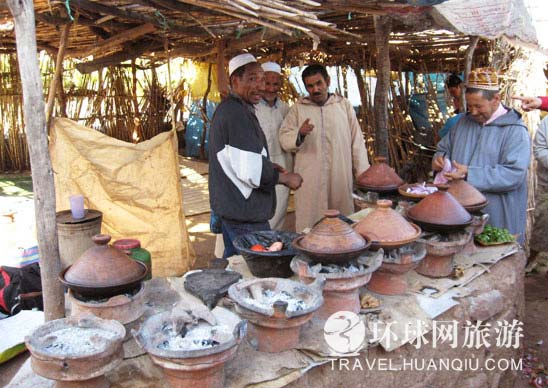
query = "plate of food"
xmin=474 ymin=225 xmax=516 ymax=246
xmin=398 ymin=182 xmax=438 ymax=200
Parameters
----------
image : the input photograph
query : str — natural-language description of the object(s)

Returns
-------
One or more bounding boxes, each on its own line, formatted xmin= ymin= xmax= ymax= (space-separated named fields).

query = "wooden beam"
xmin=46 ymin=23 xmax=71 ymax=130
xmin=163 ymin=28 xmax=284 ymax=59
xmin=71 ymin=23 xmax=156 ymax=57
xmin=36 ymin=12 xmax=123 ymax=29
xmin=75 ymin=39 xmax=160 ymax=73
xmin=8 ymin=0 xmax=64 ymax=321
xmin=71 ymin=0 xmax=206 ymax=35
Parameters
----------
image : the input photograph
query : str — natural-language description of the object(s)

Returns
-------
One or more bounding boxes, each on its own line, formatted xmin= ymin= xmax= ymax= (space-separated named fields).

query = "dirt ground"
xmin=1 ymin=174 xmax=547 ymax=387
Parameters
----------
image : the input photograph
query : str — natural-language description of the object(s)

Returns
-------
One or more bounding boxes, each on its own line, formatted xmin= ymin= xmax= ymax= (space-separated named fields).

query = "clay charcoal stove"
xmin=367 ymin=242 xmax=426 ymax=295
xmin=25 ymin=316 xmax=125 ymax=388
xmin=291 ymin=251 xmax=382 ymax=319
xmin=134 ymin=307 xmax=245 ymax=388
xmin=416 ymin=231 xmax=472 ymax=278
xmin=68 ymin=283 xmax=146 ymax=327
xmin=228 ymin=277 xmax=324 ymax=352
xmin=462 ymin=213 xmax=490 ymax=254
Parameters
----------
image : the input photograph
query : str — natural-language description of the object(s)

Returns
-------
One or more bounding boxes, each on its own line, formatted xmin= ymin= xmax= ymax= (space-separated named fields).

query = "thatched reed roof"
xmin=0 ymin=1 xmax=490 ymax=72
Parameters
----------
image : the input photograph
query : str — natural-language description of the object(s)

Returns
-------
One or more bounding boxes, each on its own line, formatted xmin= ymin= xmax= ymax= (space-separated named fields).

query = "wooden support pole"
xmin=463 ymin=36 xmax=480 ymax=113
xmin=352 ymin=65 xmax=367 ymax=123
xmin=199 ymin=63 xmax=213 ymax=160
xmin=46 ymin=23 xmax=71 ymax=131
xmin=373 ymin=15 xmax=392 ymax=159
xmin=8 ymin=0 xmax=65 ymax=321
xmin=216 ymin=39 xmax=229 ymax=100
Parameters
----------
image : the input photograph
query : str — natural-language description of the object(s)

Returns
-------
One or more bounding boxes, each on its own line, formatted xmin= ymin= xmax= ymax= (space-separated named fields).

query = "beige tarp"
xmin=50 ymin=118 xmax=195 ymax=277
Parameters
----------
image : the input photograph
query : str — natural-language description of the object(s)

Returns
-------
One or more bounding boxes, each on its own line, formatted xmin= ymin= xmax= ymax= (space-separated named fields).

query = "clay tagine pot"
xmin=447 ymin=179 xmax=489 ymax=213
xmin=228 ymin=277 xmax=324 ymax=353
xmin=406 ymin=189 xmax=473 ymax=233
xmin=354 ymin=199 xmax=421 ymax=250
xmin=292 ymin=210 xmax=370 ymax=263
xmin=356 ymin=156 xmax=404 ymax=192
xmin=60 ymin=234 xmax=148 ymax=298
xmin=25 ymin=316 xmax=125 ymax=388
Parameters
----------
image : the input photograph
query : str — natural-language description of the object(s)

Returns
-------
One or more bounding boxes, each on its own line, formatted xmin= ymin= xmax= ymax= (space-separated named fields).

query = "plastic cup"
xmin=69 ymin=195 xmax=85 ymax=219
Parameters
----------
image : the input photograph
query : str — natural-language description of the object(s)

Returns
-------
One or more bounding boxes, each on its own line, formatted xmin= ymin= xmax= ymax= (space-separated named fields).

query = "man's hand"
xmin=272 ymin=163 xmax=287 ymax=174
xmin=511 ymin=96 xmax=541 ymax=112
xmin=432 ymin=155 xmax=446 ymax=172
xmin=278 ymin=172 xmax=303 ymax=190
xmin=444 ymin=160 xmax=468 ymax=181
xmin=298 ymin=118 xmax=314 ymax=136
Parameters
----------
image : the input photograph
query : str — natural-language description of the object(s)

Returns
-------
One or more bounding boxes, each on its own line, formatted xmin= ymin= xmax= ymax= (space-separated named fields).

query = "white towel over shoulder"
xmin=217 ymin=145 xmax=268 ymax=199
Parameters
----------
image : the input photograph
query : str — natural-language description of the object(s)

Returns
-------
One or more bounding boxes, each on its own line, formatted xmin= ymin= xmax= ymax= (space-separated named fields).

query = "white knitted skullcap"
xmin=228 ymin=53 xmax=257 ymax=76
xmin=261 ymin=62 xmax=281 ymax=74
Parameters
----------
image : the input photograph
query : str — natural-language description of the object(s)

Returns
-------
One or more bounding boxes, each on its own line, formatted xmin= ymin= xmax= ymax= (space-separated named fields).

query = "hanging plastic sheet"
xmin=50 ymin=118 xmax=196 ymax=277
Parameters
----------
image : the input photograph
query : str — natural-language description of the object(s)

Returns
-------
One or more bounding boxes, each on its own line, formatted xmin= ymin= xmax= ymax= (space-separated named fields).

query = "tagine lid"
xmin=356 ymin=156 xmax=404 ymax=189
xmin=447 ymin=179 xmax=487 ymax=207
xmin=406 ymin=190 xmax=472 ymax=226
xmin=297 ymin=210 xmax=367 ymax=254
xmin=63 ymin=234 xmax=146 ymax=287
xmin=354 ymin=200 xmax=421 ymax=244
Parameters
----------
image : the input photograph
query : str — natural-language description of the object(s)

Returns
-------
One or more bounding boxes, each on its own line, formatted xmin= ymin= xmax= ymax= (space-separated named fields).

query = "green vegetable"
xmin=475 ymin=224 xmax=515 ymax=244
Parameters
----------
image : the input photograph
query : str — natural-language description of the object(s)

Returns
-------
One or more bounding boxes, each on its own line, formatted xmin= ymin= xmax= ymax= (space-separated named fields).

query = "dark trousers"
xmin=221 ymin=219 xmax=270 ymax=259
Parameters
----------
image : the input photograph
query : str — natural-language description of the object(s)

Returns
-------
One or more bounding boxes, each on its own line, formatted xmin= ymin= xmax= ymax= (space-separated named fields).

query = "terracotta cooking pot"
xmin=406 ymin=190 xmax=472 ymax=232
xmin=356 ymin=156 xmax=404 ymax=191
xmin=354 ymin=199 xmax=421 ymax=249
xmin=61 ymin=234 xmax=147 ymax=297
xmin=292 ymin=210 xmax=369 ymax=262
xmin=447 ymin=179 xmax=488 ymax=212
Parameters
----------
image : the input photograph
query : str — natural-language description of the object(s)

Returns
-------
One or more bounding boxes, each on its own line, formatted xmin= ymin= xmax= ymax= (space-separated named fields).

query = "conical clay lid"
xmin=298 ymin=210 xmax=367 ymax=254
xmin=64 ymin=234 xmax=146 ymax=288
xmin=447 ymin=179 xmax=487 ymax=207
xmin=407 ymin=191 xmax=472 ymax=226
xmin=354 ymin=200 xmax=421 ymax=248
xmin=357 ymin=156 xmax=404 ymax=189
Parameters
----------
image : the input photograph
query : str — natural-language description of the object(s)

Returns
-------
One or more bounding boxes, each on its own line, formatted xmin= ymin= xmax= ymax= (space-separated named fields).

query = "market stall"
xmin=6 ymin=193 xmax=525 ymax=387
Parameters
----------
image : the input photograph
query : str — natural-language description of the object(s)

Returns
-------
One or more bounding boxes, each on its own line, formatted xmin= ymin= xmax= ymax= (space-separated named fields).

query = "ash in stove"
xmin=370 ymin=241 xmax=426 ymax=264
xmin=244 ymin=289 xmax=307 ymax=312
xmin=421 ymin=231 xmax=470 ymax=243
xmin=42 ymin=327 xmax=117 ymax=356
xmin=317 ymin=262 xmax=362 ymax=274
xmin=157 ymin=324 xmax=231 ymax=351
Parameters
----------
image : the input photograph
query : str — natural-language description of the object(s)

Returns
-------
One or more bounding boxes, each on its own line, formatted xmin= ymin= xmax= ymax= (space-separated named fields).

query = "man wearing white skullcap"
xmin=209 ymin=53 xmax=303 ymax=258
xmin=254 ymin=61 xmax=292 ymax=230
xmin=228 ymin=53 xmax=256 ymax=77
